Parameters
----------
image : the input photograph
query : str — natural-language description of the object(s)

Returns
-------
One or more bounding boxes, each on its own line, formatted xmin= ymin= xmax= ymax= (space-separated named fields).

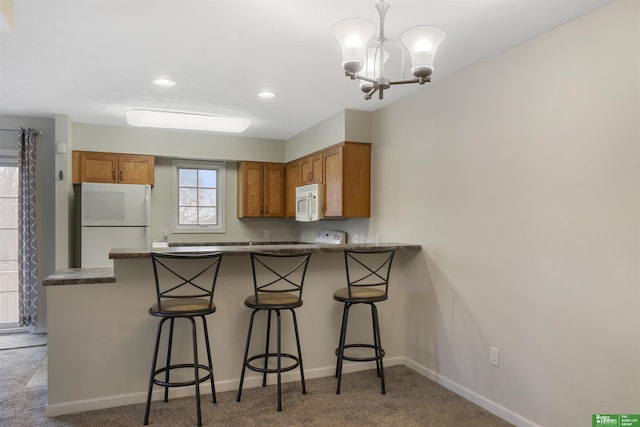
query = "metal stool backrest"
xmin=250 ymin=252 xmax=312 ymax=305
xmin=344 ymin=249 xmax=396 ymax=299
xmin=150 ymin=252 xmax=224 ymax=311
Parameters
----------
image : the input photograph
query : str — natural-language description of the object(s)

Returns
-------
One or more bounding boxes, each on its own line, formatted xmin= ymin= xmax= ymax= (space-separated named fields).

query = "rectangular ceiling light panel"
xmin=126 ymin=110 xmax=251 ymax=133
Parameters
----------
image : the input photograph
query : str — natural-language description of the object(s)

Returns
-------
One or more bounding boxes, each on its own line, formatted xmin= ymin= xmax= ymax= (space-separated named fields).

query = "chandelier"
xmin=331 ymin=0 xmax=445 ymax=100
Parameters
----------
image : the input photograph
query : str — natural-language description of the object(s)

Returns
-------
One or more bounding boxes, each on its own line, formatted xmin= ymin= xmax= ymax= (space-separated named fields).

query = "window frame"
xmin=171 ymin=159 xmax=226 ymax=234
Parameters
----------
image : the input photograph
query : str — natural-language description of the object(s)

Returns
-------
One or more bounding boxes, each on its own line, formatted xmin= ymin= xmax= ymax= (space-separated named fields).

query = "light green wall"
xmin=285 ymin=110 xmax=346 ymax=162
xmin=72 ymin=122 xmax=285 ymax=162
xmin=284 ymin=108 xmax=372 ymax=162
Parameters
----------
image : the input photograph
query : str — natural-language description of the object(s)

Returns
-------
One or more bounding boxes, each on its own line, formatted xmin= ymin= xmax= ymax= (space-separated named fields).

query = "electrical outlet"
xmin=264 ymin=229 xmax=270 ymax=239
xmin=490 ymin=347 xmax=499 ymax=367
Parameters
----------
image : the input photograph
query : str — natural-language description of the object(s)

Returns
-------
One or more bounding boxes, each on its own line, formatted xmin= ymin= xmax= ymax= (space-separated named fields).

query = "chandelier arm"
xmin=345 ymin=70 xmax=358 ymax=80
xmin=364 ymin=87 xmax=379 ymax=100
xmin=355 ymin=73 xmax=378 ymax=84
xmin=388 ymin=78 xmax=421 ymax=85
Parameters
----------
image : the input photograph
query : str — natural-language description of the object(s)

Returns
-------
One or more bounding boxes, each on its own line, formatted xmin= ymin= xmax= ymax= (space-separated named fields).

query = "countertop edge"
xmin=44 ymin=243 xmax=421 ymax=286
xmin=43 ymin=268 xmax=116 ymax=286
xmin=109 ymin=243 xmax=422 ymax=259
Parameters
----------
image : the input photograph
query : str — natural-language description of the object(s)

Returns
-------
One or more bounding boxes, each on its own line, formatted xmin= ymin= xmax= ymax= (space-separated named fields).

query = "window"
xmin=172 ymin=160 xmax=225 ymax=233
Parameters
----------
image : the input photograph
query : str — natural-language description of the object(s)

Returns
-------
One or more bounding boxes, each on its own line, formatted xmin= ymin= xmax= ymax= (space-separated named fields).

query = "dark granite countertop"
xmin=44 ymin=242 xmax=421 ymax=286
xmin=43 ymin=268 xmax=116 ymax=286
xmin=110 ymin=242 xmax=420 ymax=259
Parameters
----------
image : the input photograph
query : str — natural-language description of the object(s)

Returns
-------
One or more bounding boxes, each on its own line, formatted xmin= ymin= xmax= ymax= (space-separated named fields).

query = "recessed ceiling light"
xmin=126 ymin=109 xmax=251 ymax=133
xmin=257 ymin=91 xmax=275 ymax=98
xmin=153 ymin=78 xmax=176 ymax=87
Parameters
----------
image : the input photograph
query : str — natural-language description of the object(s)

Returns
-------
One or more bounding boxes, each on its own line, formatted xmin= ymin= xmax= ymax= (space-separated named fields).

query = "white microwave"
xmin=295 ymin=183 xmax=324 ymax=222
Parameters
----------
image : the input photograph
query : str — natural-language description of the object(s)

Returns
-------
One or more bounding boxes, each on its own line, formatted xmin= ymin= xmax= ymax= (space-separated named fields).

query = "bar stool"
xmin=236 ymin=251 xmax=312 ymax=411
xmin=334 ymin=248 xmax=396 ymax=395
xmin=144 ymin=252 xmax=224 ymax=427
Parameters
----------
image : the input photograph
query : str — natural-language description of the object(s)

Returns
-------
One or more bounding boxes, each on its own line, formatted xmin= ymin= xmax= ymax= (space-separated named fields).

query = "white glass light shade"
xmin=126 ymin=110 xmax=251 ymax=133
xmin=400 ymin=26 xmax=446 ymax=78
xmin=359 ymin=48 xmax=389 ymax=92
xmin=331 ymin=18 xmax=376 ymax=74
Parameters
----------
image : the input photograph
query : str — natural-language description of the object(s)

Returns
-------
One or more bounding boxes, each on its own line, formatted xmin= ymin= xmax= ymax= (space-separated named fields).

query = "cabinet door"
xmin=239 ymin=162 xmax=265 ymax=217
xmin=80 ymin=152 xmax=118 ymax=183
xmin=264 ymin=163 xmax=285 ymax=217
xmin=118 ymin=154 xmax=155 ymax=185
xmin=300 ymin=153 xmax=323 ymax=184
xmin=286 ymin=160 xmax=302 ymax=217
xmin=323 ymin=146 xmax=343 ymax=217
xmin=342 ymin=142 xmax=371 ymax=217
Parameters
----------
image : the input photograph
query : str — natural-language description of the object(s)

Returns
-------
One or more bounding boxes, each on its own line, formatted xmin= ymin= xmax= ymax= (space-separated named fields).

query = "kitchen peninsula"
xmin=44 ymin=242 xmax=421 ymax=417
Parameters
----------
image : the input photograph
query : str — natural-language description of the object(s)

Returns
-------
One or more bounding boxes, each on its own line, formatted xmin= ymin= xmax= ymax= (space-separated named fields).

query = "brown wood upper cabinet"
xmin=284 ymin=142 xmax=371 ymax=219
xmin=285 ymin=160 xmax=303 ymax=218
xmin=72 ymin=151 xmax=155 ymax=186
xmin=300 ymin=153 xmax=323 ymax=184
xmin=237 ymin=161 xmax=285 ymax=218
xmin=322 ymin=142 xmax=371 ymax=218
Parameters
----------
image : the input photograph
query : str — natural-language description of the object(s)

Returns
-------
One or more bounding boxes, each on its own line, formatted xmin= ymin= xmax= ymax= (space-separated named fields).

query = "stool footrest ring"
xmin=152 ymin=363 xmax=213 ymax=388
xmin=336 ymin=343 xmax=385 ymax=363
xmin=245 ymin=352 xmax=301 ymax=374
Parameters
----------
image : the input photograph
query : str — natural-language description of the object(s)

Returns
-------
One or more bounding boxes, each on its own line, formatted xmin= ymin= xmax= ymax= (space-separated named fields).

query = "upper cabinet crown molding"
xmin=72 ymin=150 xmax=155 ymax=186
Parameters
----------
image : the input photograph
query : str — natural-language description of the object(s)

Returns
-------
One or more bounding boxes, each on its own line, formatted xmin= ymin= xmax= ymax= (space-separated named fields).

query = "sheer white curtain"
xmin=18 ymin=128 xmax=38 ymax=327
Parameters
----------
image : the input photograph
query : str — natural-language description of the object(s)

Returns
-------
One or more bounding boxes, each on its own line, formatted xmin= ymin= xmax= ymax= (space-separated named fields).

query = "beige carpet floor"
xmin=0 ymin=334 xmax=514 ymax=427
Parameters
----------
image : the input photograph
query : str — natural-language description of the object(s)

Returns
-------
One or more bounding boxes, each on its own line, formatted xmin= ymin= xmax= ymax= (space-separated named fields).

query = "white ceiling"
xmin=0 ymin=0 xmax=612 ymax=140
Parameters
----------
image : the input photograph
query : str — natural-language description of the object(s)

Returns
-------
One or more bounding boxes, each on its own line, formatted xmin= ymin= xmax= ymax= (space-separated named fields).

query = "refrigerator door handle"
xmin=145 ymin=185 xmax=151 ymax=226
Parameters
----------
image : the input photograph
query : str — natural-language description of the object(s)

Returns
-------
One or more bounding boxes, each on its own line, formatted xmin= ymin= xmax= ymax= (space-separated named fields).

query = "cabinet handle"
xmin=260 ymin=206 xmax=263 ymax=215
xmin=119 ymin=170 xmax=123 ymax=181
xmin=265 ymin=206 xmax=269 ymax=216
xmin=308 ymin=172 xmax=312 ymax=181
xmin=113 ymin=170 xmax=116 ymax=181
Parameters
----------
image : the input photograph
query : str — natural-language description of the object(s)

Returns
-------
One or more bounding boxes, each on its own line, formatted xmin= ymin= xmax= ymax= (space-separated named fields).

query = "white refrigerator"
xmin=80 ymin=182 xmax=151 ymax=268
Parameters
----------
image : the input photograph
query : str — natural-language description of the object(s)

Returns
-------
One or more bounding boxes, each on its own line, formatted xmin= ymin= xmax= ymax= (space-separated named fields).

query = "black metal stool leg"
xmin=335 ymin=303 xmax=349 ymax=379
xmin=263 ymin=310 xmax=272 ymax=387
xmin=237 ymin=309 xmax=258 ymax=402
xmin=336 ymin=302 xmax=351 ymax=395
xmin=291 ymin=308 xmax=306 ymax=394
xmin=371 ymin=303 xmax=385 ymax=394
xmin=369 ymin=304 xmax=381 ymax=378
xmin=276 ymin=309 xmax=282 ymax=412
xmin=144 ymin=317 xmax=167 ymax=425
xmin=189 ymin=317 xmax=202 ymax=427
xmin=164 ymin=318 xmax=175 ymax=402
xmin=201 ymin=315 xmax=216 ymax=404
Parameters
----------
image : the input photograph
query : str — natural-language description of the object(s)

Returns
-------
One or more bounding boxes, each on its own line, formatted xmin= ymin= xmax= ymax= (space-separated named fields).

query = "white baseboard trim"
xmin=402 ymin=358 xmax=541 ymax=427
xmin=45 ymin=356 xmax=405 ymax=418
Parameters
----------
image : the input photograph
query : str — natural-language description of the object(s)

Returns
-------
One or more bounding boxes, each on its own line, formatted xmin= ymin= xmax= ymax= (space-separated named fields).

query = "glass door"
xmin=0 ymin=164 xmax=19 ymax=329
